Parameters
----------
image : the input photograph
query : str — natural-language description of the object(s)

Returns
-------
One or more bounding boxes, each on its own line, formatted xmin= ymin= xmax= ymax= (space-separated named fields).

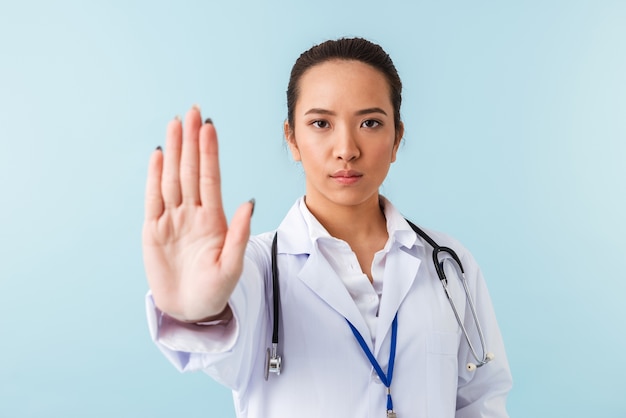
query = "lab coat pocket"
xmin=427 ymin=332 xmax=459 ymax=418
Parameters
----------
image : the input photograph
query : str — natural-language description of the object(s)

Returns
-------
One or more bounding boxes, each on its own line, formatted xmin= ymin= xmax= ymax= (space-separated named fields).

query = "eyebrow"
xmin=304 ymin=107 xmax=388 ymax=116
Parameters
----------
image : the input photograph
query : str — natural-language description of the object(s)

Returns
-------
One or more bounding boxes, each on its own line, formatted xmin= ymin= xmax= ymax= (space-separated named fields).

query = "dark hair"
xmin=286 ymin=37 xmax=403 ymax=133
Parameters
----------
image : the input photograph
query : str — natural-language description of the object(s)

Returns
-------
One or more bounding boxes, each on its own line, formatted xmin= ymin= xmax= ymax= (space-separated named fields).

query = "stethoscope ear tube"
xmin=406 ymin=219 xmax=493 ymax=372
xmin=433 ymin=246 xmax=464 ymax=282
xmin=441 ymin=258 xmax=494 ymax=371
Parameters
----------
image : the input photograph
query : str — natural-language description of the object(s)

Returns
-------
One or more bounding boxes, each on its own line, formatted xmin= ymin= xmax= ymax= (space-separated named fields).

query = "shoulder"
xmin=405 ymin=221 xmax=480 ymax=269
xmin=243 ymin=196 xmax=311 ymax=265
xmin=246 ymin=231 xmax=275 ymax=261
xmin=418 ymin=226 xmax=467 ymax=253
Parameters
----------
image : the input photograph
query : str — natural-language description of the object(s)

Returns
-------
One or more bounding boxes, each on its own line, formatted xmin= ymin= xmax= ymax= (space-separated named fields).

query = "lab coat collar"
xmin=277 ymin=196 xmax=424 ymax=253
xmin=274 ymin=198 xmax=314 ymax=255
xmin=379 ymin=195 xmax=424 ymax=251
xmin=375 ymin=247 xmax=421 ymax=354
xmin=275 ymin=196 xmax=424 ymax=353
xmin=276 ymin=199 xmax=372 ymax=343
xmin=299 ymin=244 xmax=373 ymax=343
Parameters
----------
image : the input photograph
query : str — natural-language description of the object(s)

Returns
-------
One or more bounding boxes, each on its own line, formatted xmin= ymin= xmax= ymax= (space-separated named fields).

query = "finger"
xmin=198 ymin=120 xmax=223 ymax=211
xmin=180 ymin=106 xmax=202 ymax=205
xmin=220 ymin=200 xmax=254 ymax=277
xmin=144 ymin=147 xmax=164 ymax=220
xmin=162 ymin=117 xmax=183 ymax=208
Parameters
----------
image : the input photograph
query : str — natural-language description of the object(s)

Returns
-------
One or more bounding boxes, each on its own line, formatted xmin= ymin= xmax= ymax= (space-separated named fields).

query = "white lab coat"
xmin=146 ymin=198 xmax=512 ymax=417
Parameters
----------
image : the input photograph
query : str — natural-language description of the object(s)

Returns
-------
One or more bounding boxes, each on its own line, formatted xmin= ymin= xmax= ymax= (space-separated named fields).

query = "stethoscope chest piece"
xmin=264 ymin=344 xmax=282 ymax=380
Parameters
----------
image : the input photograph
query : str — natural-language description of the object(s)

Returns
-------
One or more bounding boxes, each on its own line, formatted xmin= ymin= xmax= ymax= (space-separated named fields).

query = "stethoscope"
xmin=264 ymin=220 xmax=494 ymax=380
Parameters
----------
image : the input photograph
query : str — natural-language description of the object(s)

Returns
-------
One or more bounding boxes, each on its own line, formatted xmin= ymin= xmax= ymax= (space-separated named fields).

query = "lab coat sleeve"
xmin=145 ymin=238 xmax=271 ymax=391
xmin=455 ymin=250 xmax=513 ymax=418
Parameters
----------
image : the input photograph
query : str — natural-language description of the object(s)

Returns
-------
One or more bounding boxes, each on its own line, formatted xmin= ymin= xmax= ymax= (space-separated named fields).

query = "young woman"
xmin=143 ymin=38 xmax=512 ymax=417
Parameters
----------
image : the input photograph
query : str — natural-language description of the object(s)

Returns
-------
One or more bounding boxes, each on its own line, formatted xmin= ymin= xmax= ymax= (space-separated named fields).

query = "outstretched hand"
xmin=142 ymin=106 xmax=254 ymax=322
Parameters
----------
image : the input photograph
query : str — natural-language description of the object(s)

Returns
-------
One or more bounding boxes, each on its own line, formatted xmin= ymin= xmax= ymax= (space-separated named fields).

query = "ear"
xmin=284 ymin=121 xmax=302 ymax=162
xmin=390 ymin=121 xmax=404 ymax=163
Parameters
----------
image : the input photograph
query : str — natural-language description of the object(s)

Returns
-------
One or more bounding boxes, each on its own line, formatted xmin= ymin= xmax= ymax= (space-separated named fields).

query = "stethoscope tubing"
xmin=266 ymin=219 xmax=493 ymax=378
xmin=407 ymin=220 xmax=491 ymax=369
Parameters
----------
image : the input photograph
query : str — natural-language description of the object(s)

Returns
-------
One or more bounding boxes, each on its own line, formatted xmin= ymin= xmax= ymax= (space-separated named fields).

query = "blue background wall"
xmin=1 ymin=0 xmax=625 ymax=416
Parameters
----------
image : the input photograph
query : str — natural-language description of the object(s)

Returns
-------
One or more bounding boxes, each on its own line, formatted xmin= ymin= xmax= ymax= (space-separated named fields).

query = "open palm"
xmin=142 ymin=106 xmax=253 ymax=322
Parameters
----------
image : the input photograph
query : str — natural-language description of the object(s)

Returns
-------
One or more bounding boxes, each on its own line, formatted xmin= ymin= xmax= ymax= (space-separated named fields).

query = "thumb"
xmin=220 ymin=199 xmax=255 ymax=277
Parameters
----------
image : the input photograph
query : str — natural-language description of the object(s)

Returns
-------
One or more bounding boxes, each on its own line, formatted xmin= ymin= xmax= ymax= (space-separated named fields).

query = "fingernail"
xmin=174 ymin=115 xmax=181 ymax=122
xmin=204 ymin=118 xmax=213 ymax=125
xmin=156 ymin=145 xmax=162 ymax=151
xmin=249 ymin=198 xmax=256 ymax=216
xmin=192 ymin=104 xmax=201 ymax=112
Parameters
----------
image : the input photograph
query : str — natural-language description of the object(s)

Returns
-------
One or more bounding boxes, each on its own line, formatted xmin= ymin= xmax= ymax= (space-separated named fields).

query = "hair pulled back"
xmin=286 ymin=37 xmax=403 ymax=132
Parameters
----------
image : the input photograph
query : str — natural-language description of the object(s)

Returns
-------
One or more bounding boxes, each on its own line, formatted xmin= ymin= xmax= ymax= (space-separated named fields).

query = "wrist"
xmin=175 ymin=305 xmax=233 ymax=325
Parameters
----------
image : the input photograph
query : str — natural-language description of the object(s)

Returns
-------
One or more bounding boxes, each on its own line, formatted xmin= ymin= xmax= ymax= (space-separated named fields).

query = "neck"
xmin=304 ymin=194 xmax=388 ymax=243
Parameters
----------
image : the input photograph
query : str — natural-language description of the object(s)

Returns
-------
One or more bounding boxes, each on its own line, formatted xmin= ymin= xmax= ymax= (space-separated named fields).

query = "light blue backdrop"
xmin=1 ymin=0 xmax=624 ymax=417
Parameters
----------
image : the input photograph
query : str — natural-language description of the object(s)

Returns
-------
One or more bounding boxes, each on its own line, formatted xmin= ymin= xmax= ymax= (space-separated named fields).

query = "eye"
xmin=361 ymin=119 xmax=381 ymax=129
xmin=311 ymin=120 xmax=330 ymax=129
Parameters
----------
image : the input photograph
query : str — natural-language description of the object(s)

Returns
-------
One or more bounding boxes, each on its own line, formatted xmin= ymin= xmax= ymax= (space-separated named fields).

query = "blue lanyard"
xmin=346 ymin=313 xmax=398 ymax=414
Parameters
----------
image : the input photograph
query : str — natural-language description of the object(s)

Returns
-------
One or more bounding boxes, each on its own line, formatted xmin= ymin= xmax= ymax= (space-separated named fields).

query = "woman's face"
xmin=285 ymin=59 xmax=403 ymax=213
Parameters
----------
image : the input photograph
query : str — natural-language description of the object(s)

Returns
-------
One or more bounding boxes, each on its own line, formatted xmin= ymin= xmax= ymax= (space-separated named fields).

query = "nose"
xmin=333 ymin=126 xmax=360 ymax=161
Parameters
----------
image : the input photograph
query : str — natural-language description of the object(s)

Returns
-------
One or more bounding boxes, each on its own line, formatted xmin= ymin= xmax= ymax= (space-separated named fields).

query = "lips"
xmin=330 ymin=170 xmax=363 ymax=185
